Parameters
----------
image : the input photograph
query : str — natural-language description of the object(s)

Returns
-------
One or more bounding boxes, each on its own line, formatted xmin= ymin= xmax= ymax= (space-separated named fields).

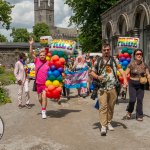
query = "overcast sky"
xmin=0 ymin=0 xmax=73 ymax=41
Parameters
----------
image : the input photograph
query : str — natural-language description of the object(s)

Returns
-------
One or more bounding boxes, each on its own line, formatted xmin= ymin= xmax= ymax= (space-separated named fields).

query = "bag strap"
xmin=110 ymin=56 xmax=119 ymax=82
xmin=35 ymin=62 xmax=46 ymax=80
xmin=98 ymin=57 xmax=110 ymax=75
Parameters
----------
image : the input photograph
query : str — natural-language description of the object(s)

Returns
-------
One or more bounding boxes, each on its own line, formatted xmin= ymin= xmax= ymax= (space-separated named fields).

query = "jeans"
xmin=127 ymin=79 xmax=144 ymax=118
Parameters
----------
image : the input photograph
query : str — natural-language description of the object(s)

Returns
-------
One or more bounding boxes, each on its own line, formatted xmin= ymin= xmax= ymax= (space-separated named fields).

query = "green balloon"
xmin=57 ymin=76 xmax=63 ymax=82
xmin=64 ymin=55 xmax=68 ymax=60
xmin=48 ymin=75 xmax=56 ymax=81
xmin=57 ymin=51 xmax=64 ymax=57
xmin=128 ymin=49 xmax=133 ymax=54
xmin=52 ymin=51 xmax=58 ymax=56
xmin=121 ymin=47 xmax=128 ymax=53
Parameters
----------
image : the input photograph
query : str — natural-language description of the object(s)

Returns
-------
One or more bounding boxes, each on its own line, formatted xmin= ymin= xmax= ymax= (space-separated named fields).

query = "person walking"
xmin=124 ymin=49 xmax=150 ymax=121
xmin=91 ymin=43 xmax=127 ymax=136
xmin=29 ymin=38 xmax=49 ymax=119
xmin=14 ymin=53 xmax=31 ymax=109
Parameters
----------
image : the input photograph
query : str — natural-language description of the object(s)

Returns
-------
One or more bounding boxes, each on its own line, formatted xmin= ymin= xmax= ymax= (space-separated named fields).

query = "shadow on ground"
xmin=93 ymin=121 xmax=127 ymax=130
xmin=46 ymin=109 xmax=82 ymax=118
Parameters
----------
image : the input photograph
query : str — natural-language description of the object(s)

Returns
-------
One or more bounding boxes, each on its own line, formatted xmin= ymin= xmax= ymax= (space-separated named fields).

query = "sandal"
xmin=123 ymin=113 xmax=131 ymax=120
xmin=18 ymin=104 xmax=23 ymax=109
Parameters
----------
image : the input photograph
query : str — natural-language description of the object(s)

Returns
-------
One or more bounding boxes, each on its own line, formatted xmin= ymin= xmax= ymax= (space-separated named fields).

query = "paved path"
xmin=0 ymin=81 xmax=150 ymax=150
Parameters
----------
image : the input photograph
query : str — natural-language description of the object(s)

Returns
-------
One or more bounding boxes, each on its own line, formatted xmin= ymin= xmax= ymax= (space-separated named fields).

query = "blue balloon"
xmin=50 ymin=65 xmax=56 ymax=71
xmin=47 ymin=70 xmax=53 ymax=77
xmin=119 ymin=62 xmax=123 ymax=65
xmin=53 ymin=70 xmax=60 ymax=77
xmin=122 ymin=60 xmax=129 ymax=66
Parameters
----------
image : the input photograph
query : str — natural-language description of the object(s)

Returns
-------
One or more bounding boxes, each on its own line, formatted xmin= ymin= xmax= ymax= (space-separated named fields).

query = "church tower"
xmin=34 ymin=0 xmax=54 ymax=29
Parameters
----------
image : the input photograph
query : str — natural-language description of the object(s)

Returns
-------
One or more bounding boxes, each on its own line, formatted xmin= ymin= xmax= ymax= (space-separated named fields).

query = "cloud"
xmin=1 ymin=0 xmax=73 ymax=41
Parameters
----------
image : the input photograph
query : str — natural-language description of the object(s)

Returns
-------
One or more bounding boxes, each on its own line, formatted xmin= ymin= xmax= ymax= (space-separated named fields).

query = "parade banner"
xmin=64 ymin=67 xmax=88 ymax=89
xmin=50 ymin=39 xmax=76 ymax=54
xmin=117 ymin=37 xmax=139 ymax=49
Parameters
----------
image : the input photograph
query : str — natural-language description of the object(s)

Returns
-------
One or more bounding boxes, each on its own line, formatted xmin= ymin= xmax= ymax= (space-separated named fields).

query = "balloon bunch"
xmin=45 ymin=49 xmax=66 ymax=100
xmin=117 ymin=47 xmax=132 ymax=84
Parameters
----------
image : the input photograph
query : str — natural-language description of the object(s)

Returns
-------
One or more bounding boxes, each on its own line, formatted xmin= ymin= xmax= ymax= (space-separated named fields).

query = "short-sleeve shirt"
xmin=94 ymin=57 xmax=121 ymax=90
xmin=34 ymin=58 xmax=49 ymax=84
xmin=128 ymin=61 xmax=148 ymax=78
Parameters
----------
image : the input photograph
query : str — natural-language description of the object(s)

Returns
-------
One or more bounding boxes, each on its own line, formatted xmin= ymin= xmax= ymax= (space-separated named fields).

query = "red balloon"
xmin=119 ymin=76 xmax=124 ymax=82
xmin=52 ymin=90 xmax=61 ymax=99
xmin=118 ymin=53 xmax=124 ymax=58
xmin=123 ymin=53 xmax=129 ymax=58
xmin=51 ymin=55 xmax=59 ymax=61
xmin=47 ymin=52 xmax=52 ymax=57
xmin=55 ymin=61 xmax=62 ymax=68
xmin=46 ymin=91 xmax=53 ymax=98
xmin=45 ymin=48 xmax=49 ymax=54
xmin=48 ymin=60 xmax=54 ymax=67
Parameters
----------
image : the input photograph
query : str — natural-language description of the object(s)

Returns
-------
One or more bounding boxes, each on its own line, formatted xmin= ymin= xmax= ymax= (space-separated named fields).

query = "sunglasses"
xmin=135 ymin=53 xmax=142 ymax=56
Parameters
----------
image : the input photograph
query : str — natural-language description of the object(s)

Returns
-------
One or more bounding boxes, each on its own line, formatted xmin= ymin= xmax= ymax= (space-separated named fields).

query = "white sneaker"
xmin=42 ymin=110 xmax=47 ymax=119
xmin=101 ymin=126 xmax=107 ymax=136
xmin=107 ymin=123 xmax=114 ymax=131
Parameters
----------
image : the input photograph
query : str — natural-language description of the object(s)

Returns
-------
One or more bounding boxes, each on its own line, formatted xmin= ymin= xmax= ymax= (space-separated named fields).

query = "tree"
xmin=33 ymin=23 xmax=50 ymax=42
xmin=65 ymin=0 xmax=119 ymax=52
xmin=0 ymin=0 xmax=14 ymax=29
xmin=10 ymin=28 xmax=30 ymax=42
xmin=0 ymin=34 xmax=7 ymax=42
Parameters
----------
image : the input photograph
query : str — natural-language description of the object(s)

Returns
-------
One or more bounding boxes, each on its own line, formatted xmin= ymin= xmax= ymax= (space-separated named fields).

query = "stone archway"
xmin=105 ymin=21 xmax=114 ymax=54
xmin=117 ymin=14 xmax=129 ymax=36
xmin=133 ymin=3 xmax=150 ymax=65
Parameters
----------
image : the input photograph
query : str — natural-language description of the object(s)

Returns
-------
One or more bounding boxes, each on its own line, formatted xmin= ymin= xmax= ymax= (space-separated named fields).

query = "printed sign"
xmin=50 ymin=39 xmax=76 ymax=54
xmin=117 ymin=37 xmax=139 ymax=49
xmin=40 ymin=36 xmax=53 ymax=46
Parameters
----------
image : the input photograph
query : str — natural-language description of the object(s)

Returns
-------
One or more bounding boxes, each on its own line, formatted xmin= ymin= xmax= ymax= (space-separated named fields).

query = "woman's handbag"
xmin=32 ymin=80 xmax=36 ymax=91
xmin=139 ymin=76 xmax=147 ymax=84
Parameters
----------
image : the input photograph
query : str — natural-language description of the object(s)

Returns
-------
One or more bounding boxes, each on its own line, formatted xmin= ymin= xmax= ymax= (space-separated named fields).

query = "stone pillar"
xmin=133 ymin=27 xmax=140 ymax=37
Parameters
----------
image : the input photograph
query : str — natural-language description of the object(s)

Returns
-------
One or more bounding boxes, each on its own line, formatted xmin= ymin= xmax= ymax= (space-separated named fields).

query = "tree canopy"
xmin=0 ymin=33 xmax=7 ymax=42
xmin=0 ymin=0 xmax=14 ymax=29
xmin=10 ymin=28 xmax=30 ymax=42
xmin=33 ymin=23 xmax=50 ymax=42
xmin=65 ymin=0 xmax=119 ymax=52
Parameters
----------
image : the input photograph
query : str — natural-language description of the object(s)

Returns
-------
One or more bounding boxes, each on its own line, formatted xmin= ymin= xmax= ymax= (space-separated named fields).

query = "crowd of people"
xmin=13 ymin=39 xmax=150 ymax=136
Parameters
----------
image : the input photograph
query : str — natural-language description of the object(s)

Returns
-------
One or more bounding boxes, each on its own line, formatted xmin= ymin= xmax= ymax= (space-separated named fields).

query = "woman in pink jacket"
xmin=14 ymin=53 xmax=31 ymax=109
xmin=29 ymin=38 xmax=49 ymax=119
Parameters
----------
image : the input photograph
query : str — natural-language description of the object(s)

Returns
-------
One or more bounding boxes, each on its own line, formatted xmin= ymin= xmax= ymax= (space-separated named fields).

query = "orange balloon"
xmin=52 ymin=55 xmax=59 ymax=61
xmin=59 ymin=58 xmax=65 ymax=64
xmin=48 ymin=85 xmax=55 ymax=91
xmin=56 ymin=87 xmax=62 ymax=92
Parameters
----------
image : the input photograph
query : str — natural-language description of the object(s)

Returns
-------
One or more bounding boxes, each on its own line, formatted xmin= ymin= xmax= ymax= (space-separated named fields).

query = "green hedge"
xmin=0 ymin=87 xmax=11 ymax=105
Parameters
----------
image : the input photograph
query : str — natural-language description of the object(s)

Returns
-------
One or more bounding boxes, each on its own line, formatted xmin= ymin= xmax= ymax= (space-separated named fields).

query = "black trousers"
xmin=126 ymin=79 xmax=144 ymax=118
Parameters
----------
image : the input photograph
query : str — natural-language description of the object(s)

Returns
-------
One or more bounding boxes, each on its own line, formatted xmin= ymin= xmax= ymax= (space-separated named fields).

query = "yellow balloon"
xmin=53 ymin=80 xmax=60 ymax=87
xmin=46 ymin=56 xmax=51 ymax=61
xmin=45 ymin=80 xmax=52 ymax=87
xmin=117 ymin=71 xmax=121 ymax=76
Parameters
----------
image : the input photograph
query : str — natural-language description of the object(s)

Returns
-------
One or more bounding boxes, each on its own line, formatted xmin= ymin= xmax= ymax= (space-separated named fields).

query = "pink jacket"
xmin=14 ymin=61 xmax=27 ymax=82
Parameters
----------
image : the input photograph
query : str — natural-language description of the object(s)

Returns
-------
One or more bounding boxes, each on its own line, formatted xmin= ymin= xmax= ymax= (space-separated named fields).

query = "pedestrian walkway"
xmin=0 ymin=81 xmax=150 ymax=150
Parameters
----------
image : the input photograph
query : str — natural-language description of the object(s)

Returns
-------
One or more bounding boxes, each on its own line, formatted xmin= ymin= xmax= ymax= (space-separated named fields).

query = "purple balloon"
xmin=119 ymin=57 xmax=125 ymax=62
xmin=126 ymin=57 xmax=131 ymax=62
xmin=58 ymin=67 xmax=64 ymax=73
xmin=50 ymin=65 xmax=56 ymax=71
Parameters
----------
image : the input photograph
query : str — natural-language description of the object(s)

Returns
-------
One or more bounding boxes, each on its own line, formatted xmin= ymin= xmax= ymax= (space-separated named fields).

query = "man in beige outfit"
xmin=14 ymin=53 xmax=31 ymax=109
xmin=91 ymin=44 xmax=127 ymax=136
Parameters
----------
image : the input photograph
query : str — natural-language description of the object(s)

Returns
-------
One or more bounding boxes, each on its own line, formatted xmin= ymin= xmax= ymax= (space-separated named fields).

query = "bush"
xmin=0 ymin=66 xmax=5 ymax=74
xmin=0 ymin=87 xmax=11 ymax=104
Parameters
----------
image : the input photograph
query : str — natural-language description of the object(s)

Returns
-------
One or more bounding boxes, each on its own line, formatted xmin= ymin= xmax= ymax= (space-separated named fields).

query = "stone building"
xmin=101 ymin=0 xmax=150 ymax=65
xmin=34 ymin=0 xmax=77 ymax=40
